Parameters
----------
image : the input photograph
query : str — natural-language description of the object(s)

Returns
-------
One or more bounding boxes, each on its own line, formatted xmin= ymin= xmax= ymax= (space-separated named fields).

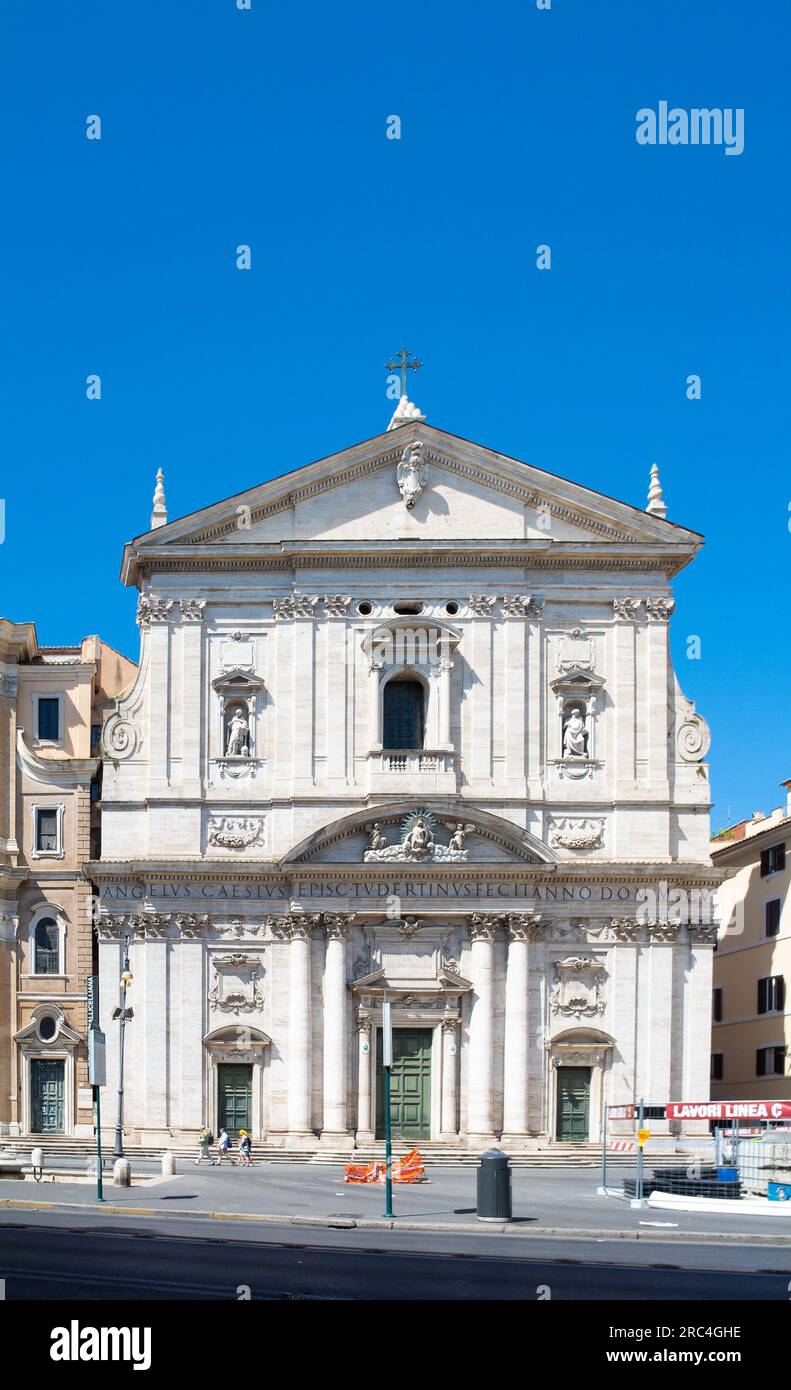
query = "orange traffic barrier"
xmin=344 ymin=1147 xmax=427 ymax=1184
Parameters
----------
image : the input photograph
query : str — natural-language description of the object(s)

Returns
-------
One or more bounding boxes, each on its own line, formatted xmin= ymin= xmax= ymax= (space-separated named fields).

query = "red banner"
xmin=666 ymin=1101 xmax=791 ymax=1121
xmin=607 ymin=1105 xmax=636 ymax=1119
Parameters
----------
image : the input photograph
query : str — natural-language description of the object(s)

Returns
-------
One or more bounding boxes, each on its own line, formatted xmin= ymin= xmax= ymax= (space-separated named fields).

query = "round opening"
xmin=445 ymin=601 xmax=459 ymax=616
xmin=357 ymin=601 xmax=373 ymax=616
xmin=38 ymin=1015 xmax=56 ymax=1041
xmin=392 ymin=600 xmax=423 ymax=616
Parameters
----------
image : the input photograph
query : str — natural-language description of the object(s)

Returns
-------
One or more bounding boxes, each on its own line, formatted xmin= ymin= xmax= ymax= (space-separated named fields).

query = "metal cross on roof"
xmin=385 ymin=347 xmax=422 ymax=398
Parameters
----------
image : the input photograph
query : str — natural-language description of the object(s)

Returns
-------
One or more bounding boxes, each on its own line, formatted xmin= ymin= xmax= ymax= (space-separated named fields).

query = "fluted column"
xmin=322 ymin=916 xmax=352 ymax=1143
xmin=286 ymin=917 xmax=315 ymax=1142
xmin=466 ymin=915 xmax=498 ymax=1140
xmin=356 ymin=1017 xmax=374 ymax=1142
xmin=502 ymin=914 xmax=539 ymax=1142
xmin=440 ymin=1016 xmax=460 ymax=1138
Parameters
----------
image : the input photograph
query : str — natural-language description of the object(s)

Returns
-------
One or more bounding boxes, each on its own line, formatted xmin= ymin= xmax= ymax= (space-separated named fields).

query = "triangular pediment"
xmin=123 ymin=422 xmax=701 ymax=584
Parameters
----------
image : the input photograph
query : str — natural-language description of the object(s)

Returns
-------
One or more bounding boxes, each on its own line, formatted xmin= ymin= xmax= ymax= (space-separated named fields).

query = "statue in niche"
xmin=225 ymin=706 xmax=250 ymax=758
xmin=397 ymin=441 xmax=427 ymax=509
xmin=563 ymin=705 xmax=588 ymax=758
xmin=368 ymin=823 xmax=387 ymax=852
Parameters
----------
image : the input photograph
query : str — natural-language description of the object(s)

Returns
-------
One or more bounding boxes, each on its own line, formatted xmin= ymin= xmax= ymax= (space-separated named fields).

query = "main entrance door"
xmin=217 ymin=1064 xmax=252 ymax=1138
xmin=376 ymin=1028 xmax=432 ymax=1141
xmin=556 ymin=1066 xmax=591 ymax=1142
xmin=31 ymin=1059 xmax=65 ymax=1133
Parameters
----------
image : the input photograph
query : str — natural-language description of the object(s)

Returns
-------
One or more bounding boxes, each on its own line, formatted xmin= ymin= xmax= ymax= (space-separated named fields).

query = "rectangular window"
xmin=761 ymin=844 xmax=786 ymax=877
xmin=90 ymin=724 xmax=101 ymax=748
xmin=35 ymin=809 xmax=58 ymax=853
xmin=34 ymin=918 xmax=60 ymax=975
xmin=711 ymin=1054 xmax=723 ymax=1082
xmin=757 ymin=1046 xmax=786 ymax=1078
xmin=766 ymin=899 xmax=782 ymax=938
xmin=712 ymin=987 xmax=723 ymax=1022
xmin=37 ymin=697 xmax=60 ymax=741
xmin=757 ymin=975 xmax=786 ymax=1015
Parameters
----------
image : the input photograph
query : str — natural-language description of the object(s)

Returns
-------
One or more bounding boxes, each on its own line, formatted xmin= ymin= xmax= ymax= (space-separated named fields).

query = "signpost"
xmin=630 ymin=1099 xmax=647 ymax=1207
xmin=382 ymin=995 xmax=394 ymax=1219
xmin=87 ymin=975 xmax=106 ymax=1203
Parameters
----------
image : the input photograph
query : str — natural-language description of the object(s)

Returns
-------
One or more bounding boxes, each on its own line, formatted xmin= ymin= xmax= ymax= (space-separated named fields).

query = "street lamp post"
xmin=112 ymin=930 xmax=133 ymax=1159
xmin=382 ymin=995 xmax=394 ymax=1220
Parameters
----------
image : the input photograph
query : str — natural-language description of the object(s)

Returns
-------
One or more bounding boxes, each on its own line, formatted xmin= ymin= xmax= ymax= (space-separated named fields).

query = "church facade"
xmin=92 ymin=404 xmax=720 ymax=1150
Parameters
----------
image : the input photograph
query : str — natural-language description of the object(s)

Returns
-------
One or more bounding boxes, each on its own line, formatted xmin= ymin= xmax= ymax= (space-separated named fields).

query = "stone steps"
xmin=0 ymin=1137 xmax=696 ymax=1169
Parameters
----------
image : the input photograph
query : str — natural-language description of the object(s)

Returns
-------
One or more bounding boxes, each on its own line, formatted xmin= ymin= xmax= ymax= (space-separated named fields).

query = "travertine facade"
xmin=0 ymin=624 xmax=136 ymax=1137
xmin=92 ymin=408 xmax=720 ymax=1149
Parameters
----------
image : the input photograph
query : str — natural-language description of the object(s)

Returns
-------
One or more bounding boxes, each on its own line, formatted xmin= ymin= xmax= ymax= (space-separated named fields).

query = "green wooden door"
xmin=376 ymin=1028 xmax=432 ymax=1141
xmin=556 ymin=1066 xmax=591 ymax=1142
xmin=217 ymin=1064 xmax=252 ymax=1138
xmin=31 ymin=1059 xmax=65 ymax=1133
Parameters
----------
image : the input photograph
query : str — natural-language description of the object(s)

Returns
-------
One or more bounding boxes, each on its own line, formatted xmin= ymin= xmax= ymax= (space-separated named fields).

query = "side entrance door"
xmin=217 ymin=1063 xmax=252 ymax=1138
xmin=31 ymin=1059 xmax=65 ymax=1133
xmin=376 ymin=1028 xmax=432 ymax=1141
xmin=556 ymin=1066 xmax=591 ymax=1142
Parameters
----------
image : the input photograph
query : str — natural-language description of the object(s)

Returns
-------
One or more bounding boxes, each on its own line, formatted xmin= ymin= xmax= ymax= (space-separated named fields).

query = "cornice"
xmin=130 ymin=547 xmax=687 ymax=582
xmin=88 ymin=859 xmax=723 ymax=888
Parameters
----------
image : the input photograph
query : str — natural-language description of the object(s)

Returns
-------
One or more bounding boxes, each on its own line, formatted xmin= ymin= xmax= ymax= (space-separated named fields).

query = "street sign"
xmin=89 ymin=1030 xmax=106 ymax=1087
xmin=666 ymin=1101 xmax=791 ymax=1122
xmin=87 ymin=974 xmax=99 ymax=1031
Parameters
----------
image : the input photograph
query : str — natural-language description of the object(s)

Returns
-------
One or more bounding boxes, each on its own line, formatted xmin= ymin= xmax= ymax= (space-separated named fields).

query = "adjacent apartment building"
xmin=0 ymin=620 xmax=136 ymax=1138
xmin=711 ymin=781 xmax=791 ymax=1100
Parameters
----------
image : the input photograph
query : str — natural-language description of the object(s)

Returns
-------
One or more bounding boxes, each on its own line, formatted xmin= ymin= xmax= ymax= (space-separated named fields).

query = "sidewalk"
xmin=3 ymin=1163 xmax=791 ymax=1244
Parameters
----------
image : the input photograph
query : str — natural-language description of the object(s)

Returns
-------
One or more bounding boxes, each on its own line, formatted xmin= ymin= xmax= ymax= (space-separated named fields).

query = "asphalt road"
xmin=1 ymin=1217 xmax=790 ymax=1300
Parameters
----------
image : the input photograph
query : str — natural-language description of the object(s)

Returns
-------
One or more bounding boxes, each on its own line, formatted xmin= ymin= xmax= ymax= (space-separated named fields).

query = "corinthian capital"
xmin=323 ymin=914 xmax=350 ymax=941
xmin=507 ymin=911 xmax=543 ymax=941
xmin=469 ymin=914 xmax=501 ymax=941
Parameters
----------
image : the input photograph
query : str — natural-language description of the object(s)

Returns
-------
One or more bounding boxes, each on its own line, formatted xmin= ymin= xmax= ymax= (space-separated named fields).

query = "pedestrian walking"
xmin=213 ymin=1127 xmax=232 ymax=1165
xmin=237 ymin=1129 xmax=253 ymax=1167
xmin=195 ymin=1125 xmax=214 ymax=1164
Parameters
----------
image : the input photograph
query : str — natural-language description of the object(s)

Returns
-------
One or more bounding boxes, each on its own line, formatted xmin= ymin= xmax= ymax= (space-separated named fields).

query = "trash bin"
xmin=477 ymin=1147 xmax=512 ymax=1222
xmin=717 ymin=1166 xmax=738 ymax=1183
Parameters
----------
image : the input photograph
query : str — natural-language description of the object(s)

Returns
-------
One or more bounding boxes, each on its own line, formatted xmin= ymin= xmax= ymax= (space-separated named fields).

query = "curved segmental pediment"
xmin=282 ymin=801 xmax=557 ymax=867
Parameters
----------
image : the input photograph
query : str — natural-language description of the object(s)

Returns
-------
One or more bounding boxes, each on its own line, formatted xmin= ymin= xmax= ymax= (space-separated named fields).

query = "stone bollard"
xmin=113 ymin=1158 xmax=131 ymax=1187
xmin=31 ymin=1147 xmax=44 ymax=1177
xmin=161 ymin=1152 xmax=176 ymax=1177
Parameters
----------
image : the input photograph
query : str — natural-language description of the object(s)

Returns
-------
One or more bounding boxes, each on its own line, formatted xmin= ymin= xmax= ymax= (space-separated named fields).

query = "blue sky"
xmin=0 ymin=1 xmax=787 ymax=826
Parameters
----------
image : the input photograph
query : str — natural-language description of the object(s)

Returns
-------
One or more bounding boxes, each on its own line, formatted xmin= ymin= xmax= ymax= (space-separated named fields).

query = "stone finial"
xmin=150 ymin=468 xmax=168 ymax=529
xmin=646 ymin=462 xmax=667 ymax=519
xmin=387 ymin=393 xmax=426 ymax=431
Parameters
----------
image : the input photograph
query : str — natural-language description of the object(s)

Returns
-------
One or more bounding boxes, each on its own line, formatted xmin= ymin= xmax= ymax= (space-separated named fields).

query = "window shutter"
xmin=756 ymin=1048 xmax=766 ymax=1077
xmin=766 ymin=899 xmax=781 ymax=937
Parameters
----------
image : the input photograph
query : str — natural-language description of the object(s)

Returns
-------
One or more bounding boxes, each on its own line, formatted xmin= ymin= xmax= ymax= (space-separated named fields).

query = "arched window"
xmin=383 ymin=679 xmax=425 ymax=750
xmin=34 ymin=918 xmax=60 ymax=975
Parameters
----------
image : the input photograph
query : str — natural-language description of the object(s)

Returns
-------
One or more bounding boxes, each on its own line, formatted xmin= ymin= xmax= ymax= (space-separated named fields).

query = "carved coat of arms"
xmin=549 ymin=955 xmax=606 ymax=1018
